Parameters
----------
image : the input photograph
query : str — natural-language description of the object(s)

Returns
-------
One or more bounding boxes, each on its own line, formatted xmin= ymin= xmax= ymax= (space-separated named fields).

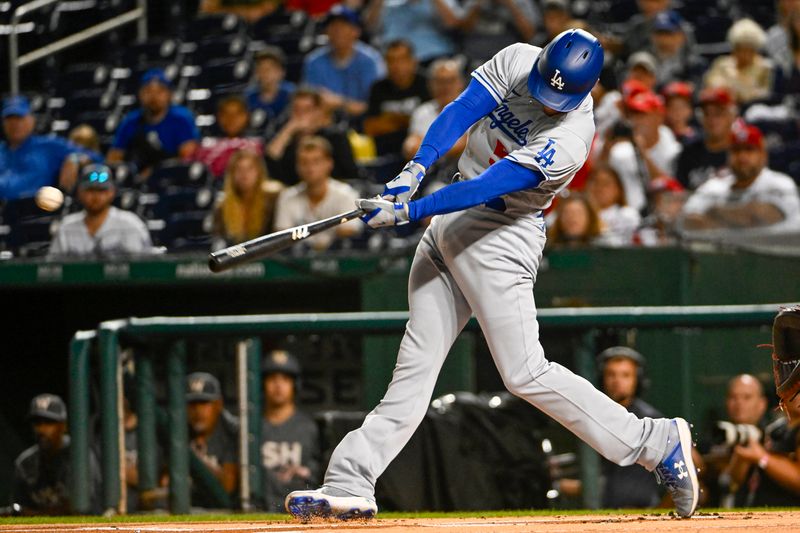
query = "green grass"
xmin=1 ymin=507 xmax=797 ymax=526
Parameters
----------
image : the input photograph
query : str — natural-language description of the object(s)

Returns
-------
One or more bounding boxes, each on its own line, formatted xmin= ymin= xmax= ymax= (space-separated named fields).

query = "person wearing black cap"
xmin=260 ymin=350 xmax=319 ymax=512
xmin=0 ymin=95 xmax=102 ymax=200
xmin=302 ymin=5 xmax=385 ymax=119
xmin=245 ymin=46 xmax=296 ymax=124
xmin=107 ymin=68 xmax=200 ymax=176
xmin=597 ymin=347 xmax=664 ymax=509
xmin=12 ymin=394 xmax=100 ymax=515
xmin=48 ymin=163 xmax=153 ymax=258
xmin=185 ymin=372 xmax=239 ymax=506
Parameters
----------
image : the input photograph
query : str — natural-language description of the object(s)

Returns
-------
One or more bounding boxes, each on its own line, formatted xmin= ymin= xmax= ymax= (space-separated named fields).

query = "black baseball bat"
xmin=208 ymin=208 xmax=365 ymax=273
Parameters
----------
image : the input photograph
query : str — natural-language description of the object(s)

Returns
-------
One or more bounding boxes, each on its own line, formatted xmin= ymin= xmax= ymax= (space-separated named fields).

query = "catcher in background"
xmin=724 ymin=306 xmax=800 ymax=506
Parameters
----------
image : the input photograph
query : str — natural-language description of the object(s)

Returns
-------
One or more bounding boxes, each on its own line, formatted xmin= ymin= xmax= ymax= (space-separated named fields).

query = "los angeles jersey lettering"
xmin=462 ymin=43 xmax=595 ymax=216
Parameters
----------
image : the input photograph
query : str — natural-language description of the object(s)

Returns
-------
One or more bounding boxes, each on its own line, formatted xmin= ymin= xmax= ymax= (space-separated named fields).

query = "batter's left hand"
xmin=356 ymin=197 xmax=409 ymax=228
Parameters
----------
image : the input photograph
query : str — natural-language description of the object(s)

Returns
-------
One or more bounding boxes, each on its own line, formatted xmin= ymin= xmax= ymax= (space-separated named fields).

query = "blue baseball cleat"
xmin=655 ymin=418 xmax=699 ymax=518
xmin=285 ymin=488 xmax=377 ymax=520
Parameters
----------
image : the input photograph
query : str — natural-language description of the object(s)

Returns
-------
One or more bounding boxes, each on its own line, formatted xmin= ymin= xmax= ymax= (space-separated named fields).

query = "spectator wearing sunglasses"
xmin=48 ymin=164 xmax=154 ymax=258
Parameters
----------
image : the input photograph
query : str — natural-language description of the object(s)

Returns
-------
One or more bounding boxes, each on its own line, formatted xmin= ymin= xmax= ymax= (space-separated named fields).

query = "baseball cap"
xmin=29 ymin=393 xmax=67 ymax=422
xmin=621 ymin=78 xmax=649 ymax=103
xmin=647 ymin=176 xmax=685 ymax=194
xmin=627 ymin=51 xmax=658 ymax=75
xmin=262 ymin=350 xmax=301 ymax=378
xmin=78 ymin=163 xmax=114 ymax=190
xmin=325 ymin=4 xmax=360 ymax=27
xmin=699 ymin=86 xmax=735 ymax=107
xmin=186 ymin=372 xmax=222 ymax=402
xmin=2 ymin=95 xmax=32 ymax=118
xmin=140 ymin=67 xmax=172 ymax=89
xmin=653 ymin=10 xmax=683 ymax=33
xmin=254 ymin=45 xmax=287 ymax=67
xmin=661 ymin=81 xmax=693 ymax=101
xmin=730 ymin=123 xmax=764 ymax=149
xmin=626 ymin=91 xmax=665 ymax=114
xmin=542 ymin=0 xmax=570 ymax=11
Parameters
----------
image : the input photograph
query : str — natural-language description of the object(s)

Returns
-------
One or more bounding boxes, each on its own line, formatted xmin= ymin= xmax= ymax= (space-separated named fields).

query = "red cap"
xmin=661 ymin=81 xmax=693 ymax=101
xmin=648 ymin=176 xmax=685 ymax=194
xmin=621 ymin=78 xmax=649 ymax=103
xmin=730 ymin=123 xmax=764 ymax=149
xmin=626 ymin=91 xmax=665 ymax=114
xmin=699 ymin=86 xmax=734 ymax=107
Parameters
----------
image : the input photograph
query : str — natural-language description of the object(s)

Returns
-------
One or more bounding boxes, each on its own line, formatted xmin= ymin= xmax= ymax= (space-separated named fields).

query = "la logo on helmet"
xmin=550 ymin=69 xmax=565 ymax=91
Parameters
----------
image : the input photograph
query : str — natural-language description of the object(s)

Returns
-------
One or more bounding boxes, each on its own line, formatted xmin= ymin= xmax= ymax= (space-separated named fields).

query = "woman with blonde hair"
xmin=211 ymin=149 xmax=283 ymax=250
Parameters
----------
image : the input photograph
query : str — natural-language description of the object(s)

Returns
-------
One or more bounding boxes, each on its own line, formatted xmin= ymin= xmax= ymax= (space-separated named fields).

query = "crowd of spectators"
xmin=2 ymin=0 xmax=800 ymax=260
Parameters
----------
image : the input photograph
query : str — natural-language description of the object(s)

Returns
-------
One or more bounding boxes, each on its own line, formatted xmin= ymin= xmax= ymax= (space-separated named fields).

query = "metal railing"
xmin=68 ymin=303 xmax=791 ymax=514
xmin=8 ymin=0 xmax=147 ymax=94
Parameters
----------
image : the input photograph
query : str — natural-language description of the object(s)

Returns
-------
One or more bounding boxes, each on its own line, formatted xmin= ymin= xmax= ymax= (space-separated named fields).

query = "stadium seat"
xmin=148 ymin=187 xmax=215 ymax=220
xmin=159 ymin=210 xmax=214 ymax=252
xmin=693 ymin=14 xmax=734 ymax=45
xmin=186 ymin=35 xmax=250 ymax=66
xmin=0 ymin=197 xmax=61 ymax=226
xmin=119 ymin=38 xmax=182 ymax=70
xmin=147 ymin=161 xmax=212 ymax=193
xmin=61 ymin=88 xmax=117 ymax=121
xmin=194 ymin=59 xmax=252 ymax=91
xmin=184 ymin=14 xmax=246 ymax=43
xmin=57 ymin=63 xmax=111 ymax=97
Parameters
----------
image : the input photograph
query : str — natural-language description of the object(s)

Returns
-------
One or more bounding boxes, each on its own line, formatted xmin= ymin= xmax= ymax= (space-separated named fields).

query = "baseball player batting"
xmin=286 ymin=29 xmax=699 ymax=520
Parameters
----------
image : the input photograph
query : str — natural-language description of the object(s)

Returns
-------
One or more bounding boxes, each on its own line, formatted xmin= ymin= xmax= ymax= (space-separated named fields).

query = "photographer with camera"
xmin=703 ymin=374 xmax=773 ymax=506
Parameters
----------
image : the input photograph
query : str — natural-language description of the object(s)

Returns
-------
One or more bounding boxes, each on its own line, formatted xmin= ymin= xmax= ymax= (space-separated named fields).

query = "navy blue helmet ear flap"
xmin=596 ymin=346 xmax=650 ymax=397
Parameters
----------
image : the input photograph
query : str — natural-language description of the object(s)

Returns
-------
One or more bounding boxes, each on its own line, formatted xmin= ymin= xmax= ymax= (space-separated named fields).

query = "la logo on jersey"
xmin=550 ymin=69 xmax=565 ymax=91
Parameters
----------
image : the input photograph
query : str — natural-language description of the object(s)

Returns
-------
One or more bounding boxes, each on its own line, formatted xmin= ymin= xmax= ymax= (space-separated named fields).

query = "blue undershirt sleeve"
xmin=412 ymin=78 xmax=499 ymax=169
xmin=407 ymin=159 xmax=545 ymax=221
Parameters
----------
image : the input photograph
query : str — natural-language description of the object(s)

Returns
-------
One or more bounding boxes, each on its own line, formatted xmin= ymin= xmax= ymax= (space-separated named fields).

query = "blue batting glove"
xmin=382 ymin=161 xmax=426 ymax=203
xmin=356 ymin=197 xmax=410 ymax=228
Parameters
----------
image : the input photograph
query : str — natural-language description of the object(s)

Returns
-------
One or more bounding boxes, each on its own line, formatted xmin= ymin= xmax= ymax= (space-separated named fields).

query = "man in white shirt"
xmin=681 ymin=124 xmax=800 ymax=233
xmin=273 ymin=136 xmax=362 ymax=251
xmin=607 ymin=91 xmax=682 ymax=212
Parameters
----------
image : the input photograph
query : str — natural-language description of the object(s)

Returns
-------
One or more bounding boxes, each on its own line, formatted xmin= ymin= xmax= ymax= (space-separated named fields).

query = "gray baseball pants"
xmin=324 ymin=207 xmax=671 ymax=499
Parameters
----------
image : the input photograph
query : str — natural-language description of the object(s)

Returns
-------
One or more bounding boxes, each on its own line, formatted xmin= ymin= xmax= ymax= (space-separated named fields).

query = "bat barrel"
xmin=208 ymin=208 xmax=365 ymax=273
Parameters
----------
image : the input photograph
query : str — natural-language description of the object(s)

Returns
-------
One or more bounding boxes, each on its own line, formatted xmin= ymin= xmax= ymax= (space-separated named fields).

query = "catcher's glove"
xmin=771 ymin=305 xmax=800 ymax=411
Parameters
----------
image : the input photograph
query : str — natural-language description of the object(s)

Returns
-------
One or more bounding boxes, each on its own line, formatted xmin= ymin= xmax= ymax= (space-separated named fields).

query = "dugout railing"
xmin=68 ymin=304 xmax=791 ymax=515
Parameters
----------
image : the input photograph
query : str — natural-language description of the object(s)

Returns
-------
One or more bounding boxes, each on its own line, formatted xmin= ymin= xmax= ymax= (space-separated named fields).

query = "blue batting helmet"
xmin=527 ymin=29 xmax=604 ymax=113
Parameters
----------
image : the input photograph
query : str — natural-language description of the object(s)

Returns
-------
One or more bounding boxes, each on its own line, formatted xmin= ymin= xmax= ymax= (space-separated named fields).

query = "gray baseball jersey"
xmin=260 ymin=411 xmax=320 ymax=512
xmin=316 ymin=43 xmax=673 ymax=502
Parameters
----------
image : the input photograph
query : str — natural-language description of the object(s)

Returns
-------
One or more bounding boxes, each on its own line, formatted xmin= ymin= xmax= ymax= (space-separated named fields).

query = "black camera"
xmin=610 ymin=120 xmax=634 ymax=140
xmin=711 ymin=421 xmax=762 ymax=448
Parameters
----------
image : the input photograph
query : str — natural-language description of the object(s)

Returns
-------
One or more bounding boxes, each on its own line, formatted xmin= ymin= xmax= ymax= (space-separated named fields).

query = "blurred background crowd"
xmin=2 ymin=0 xmax=800 ymax=260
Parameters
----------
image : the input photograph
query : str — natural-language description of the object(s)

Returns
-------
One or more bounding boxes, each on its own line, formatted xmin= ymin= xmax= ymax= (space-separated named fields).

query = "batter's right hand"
xmin=382 ymin=161 xmax=426 ymax=203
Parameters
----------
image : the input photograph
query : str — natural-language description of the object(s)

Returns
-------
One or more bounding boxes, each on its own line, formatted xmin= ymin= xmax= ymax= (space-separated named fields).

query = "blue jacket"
xmin=0 ymin=135 xmax=101 ymax=200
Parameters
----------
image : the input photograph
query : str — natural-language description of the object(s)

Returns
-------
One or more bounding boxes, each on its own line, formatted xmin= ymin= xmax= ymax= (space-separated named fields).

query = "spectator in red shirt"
xmin=194 ymin=95 xmax=264 ymax=178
